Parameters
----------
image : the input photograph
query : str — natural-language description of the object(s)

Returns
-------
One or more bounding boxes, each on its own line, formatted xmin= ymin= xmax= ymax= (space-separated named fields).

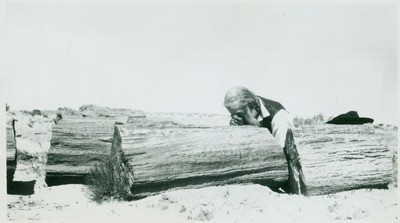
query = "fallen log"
xmin=45 ymin=117 xmax=213 ymax=185
xmin=79 ymin=104 xmax=146 ymax=118
xmin=295 ymin=125 xmax=397 ymax=195
xmin=6 ymin=117 xmax=17 ymax=193
xmin=113 ymin=123 xmax=288 ymax=198
xmin=5 ymin=105 xmax=146 ymax=190
xmin=6 ymin=111 xmax=54 ymax=193
xmin=46 ymin=117 xmax=122 ymax=185
xmin=6 ymin=118 xmax=16 ymax=162
xmin=43 ymin=115 xmax=397 ymax=197
xmin=283 ymin=129 xmax=308 ymax=195
xmin=111 ymin=123 xmax=396 ymax=198
xmin=44 ymin=104 xmax=145 ymax=185
xmin=46 ymin=114 xmax=148 ymax=185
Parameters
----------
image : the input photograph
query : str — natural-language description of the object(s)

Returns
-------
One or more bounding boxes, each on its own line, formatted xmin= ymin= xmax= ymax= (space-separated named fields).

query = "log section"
xmin=6 ymin=112 xmax=54 ymax=192
xmin=6 ymin=118 xmax=16 ymax=162
xmin=6 ymin=117 xmax=17 ymax=193
xmin=46 ymin=117 xmax=117 ymax=185
xmin=295 ymin=125 xmax=397 ymax=195
xmin=114 ymin=124 xmax=287 ymax=198
xmin=113 ymin=124 xmax=396 ymax=197
xmin=43 ymin=115 xmax=396 ymax=197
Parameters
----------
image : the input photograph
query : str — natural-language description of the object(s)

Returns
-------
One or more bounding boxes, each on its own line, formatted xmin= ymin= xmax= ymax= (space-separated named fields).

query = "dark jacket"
xmin=257 ymin=96 xmax=285 ymax=133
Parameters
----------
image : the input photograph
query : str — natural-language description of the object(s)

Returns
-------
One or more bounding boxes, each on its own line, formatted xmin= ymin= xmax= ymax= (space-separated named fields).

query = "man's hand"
xmin=229 ymin=115 xmax=244 ymax=126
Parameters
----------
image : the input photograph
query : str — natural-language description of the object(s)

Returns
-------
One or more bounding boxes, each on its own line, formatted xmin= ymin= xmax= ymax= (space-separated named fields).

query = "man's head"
xmin=224 ymin=86 xmax=261 ymax=126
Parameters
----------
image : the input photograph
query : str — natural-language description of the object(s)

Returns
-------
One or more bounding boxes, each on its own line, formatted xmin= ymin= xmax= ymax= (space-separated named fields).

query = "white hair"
xmin=224 ymin=86 xmax=258 ymax=111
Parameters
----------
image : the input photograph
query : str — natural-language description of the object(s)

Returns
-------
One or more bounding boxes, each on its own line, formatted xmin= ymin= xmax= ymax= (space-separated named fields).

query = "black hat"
xmin=326 ymin=111 xmax=374 ymax=125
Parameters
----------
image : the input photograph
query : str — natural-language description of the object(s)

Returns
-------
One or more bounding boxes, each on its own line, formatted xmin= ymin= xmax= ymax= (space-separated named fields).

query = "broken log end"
xmin=283 ymin=129 xmax=309 ymax=196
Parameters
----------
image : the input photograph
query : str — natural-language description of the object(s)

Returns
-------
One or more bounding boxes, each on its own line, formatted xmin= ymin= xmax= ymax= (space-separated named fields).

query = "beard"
xmin=240 ymin=106 xmax=261 ymax=127
xmin=244 ymin=115 xmax=260 ymax=127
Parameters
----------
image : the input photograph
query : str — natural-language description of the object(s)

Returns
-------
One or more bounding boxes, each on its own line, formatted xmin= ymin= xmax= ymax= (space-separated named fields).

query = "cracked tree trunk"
xmin=6 ymin=118 xmax=17 ymax=193
xmin=109 ymin=124 xmax=135 ymax=196
xmin=112 ymin=124 xmax=396 ymax=198
xmin=113 ymin=123 xmax=287 ymax=199
xmin=9 ymin=113 xmax=393 ymax=198
xmin=6 ymin=112 xmax=54 ymax=194
xmin=46 ymin=115 xmax=146 ymax=185
xmin=46 ymin=117 xmax=118 ymax=185
xmin=282 ymin=129 xmax=308 ymax=195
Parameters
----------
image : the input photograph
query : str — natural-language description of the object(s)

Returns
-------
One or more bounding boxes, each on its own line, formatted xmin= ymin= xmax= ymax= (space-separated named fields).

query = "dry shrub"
xmin=293 ymin=113 xmax=328 ymax=127
xmin=86 ymin=159 xmax=133 ymax=203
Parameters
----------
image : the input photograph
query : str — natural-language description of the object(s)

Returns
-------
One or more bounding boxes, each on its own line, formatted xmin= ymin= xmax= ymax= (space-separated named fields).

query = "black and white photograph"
xmin=0 ymin=0 xmax=398 ymax=222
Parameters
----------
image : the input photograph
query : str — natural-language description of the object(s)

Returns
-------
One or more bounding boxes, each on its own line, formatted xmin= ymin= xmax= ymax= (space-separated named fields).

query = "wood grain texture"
xmin=115 ymin=123 xmax=289 ymax=198
xmin=46 ymin=117 xmax=116 ymax=182
xmin=42 ymin=114 xmax=396 ymax=197
xmin=6 ymin=119 xmax=16 ymax=162
xmin=46 ymin=111 xmax=145 ymax=184
xmin=9 ymin=113 xmax=54 ymax=191
xmin=114 ymin=123 xmax=396 ymax=197
xmin=283 ymin=129 xmax=308 ymax=195
xmin=294 ymin=124 xmax=397 ymax=195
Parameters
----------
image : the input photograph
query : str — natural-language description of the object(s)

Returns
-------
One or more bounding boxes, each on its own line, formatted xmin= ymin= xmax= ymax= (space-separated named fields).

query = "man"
xmin=224 ymin=86 xmax=307 ymax=195
xmin=224 ymin=86 xmax=294 ymax=148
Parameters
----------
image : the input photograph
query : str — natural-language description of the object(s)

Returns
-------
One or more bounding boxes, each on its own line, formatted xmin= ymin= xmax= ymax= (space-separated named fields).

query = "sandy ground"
xmin=7 ymin=184 xmax=398 ymax=223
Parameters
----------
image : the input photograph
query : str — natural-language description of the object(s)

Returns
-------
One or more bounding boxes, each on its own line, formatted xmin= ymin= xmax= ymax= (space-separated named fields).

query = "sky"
xmin=0 ymin=1 xmax=398 ymax=124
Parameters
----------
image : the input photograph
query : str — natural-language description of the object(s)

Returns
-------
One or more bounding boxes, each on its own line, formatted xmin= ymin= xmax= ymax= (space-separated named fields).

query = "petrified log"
xmin=6 ymin=116 xmax=17 ymax=193
xmin=79 ymin=104 xmax=146 ymax=118
xmin=294 ymin=125 xmax=397 ymax=195
xmin=111 ymin=123 xmax=396 ymax=198
xmin=45 ymin=105 xmax=146 ymax=184
xmin=114 ymin=123 xmax=287 ymax=198
xmin=46 ymin=117 xmax=117 ymax=185
xmin=5 ymin=106 xmax=145 ymax=188
xmin=283 ymin=129 xmax=308 ymax=195
xmin=6 ymin=118 xmax=16 ymax=162
xmin=6 ymin=111 xmax=54 ymax=193
xmin=43 ymin=115 xmax=396 ymax=197
xmin=45 ymin=117 xmax=215 ymax=185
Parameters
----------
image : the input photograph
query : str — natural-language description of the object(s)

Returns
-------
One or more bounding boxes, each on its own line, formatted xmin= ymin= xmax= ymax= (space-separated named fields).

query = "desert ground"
xmin=5 ymin=110 xmax=399 ymax=222
xmin=7 ymin=184 xmax=398 ymax=222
